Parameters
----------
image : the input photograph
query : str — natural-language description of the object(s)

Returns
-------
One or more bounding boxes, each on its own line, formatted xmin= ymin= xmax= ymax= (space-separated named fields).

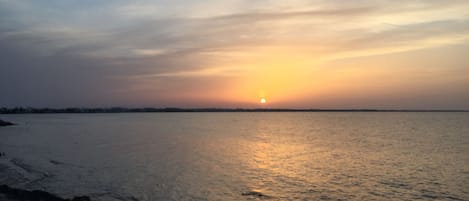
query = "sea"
xmin=0 ymin=112 xmax=468 ymax=201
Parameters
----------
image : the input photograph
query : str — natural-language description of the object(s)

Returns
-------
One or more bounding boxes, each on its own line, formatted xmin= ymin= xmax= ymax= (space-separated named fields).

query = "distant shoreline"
xmin=0 ymin=108 xmax=467 ymax=114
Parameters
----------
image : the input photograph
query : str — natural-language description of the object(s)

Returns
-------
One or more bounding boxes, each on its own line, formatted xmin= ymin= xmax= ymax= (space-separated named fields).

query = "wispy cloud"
xmin=1 ymin=0 xmax=469 ymax=108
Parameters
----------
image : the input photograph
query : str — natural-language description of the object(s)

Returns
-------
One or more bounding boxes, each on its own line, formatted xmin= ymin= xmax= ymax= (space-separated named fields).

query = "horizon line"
xmin=1 ymin=107 xmax=468 ymax=114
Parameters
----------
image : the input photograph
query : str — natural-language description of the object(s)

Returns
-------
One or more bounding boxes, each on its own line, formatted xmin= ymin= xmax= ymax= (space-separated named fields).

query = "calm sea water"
xmin=0 ymin=112 xmax=468 ymax=201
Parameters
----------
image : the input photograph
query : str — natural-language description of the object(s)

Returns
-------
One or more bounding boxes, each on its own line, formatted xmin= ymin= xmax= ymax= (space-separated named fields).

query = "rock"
xmin=72 ymin=196 xmax=91 ymax=201
xmin=0 ymin=185 xmax=64 ymax=201
xmin=49 ymin=160 xmax=64 ymax=165
xmin=0 ymin=119 xmax=15 ymax=127
xmin=0 ymin=184 xmax=91 ymax=201
xmin=242 ymin=191 xmax=271 ymax=198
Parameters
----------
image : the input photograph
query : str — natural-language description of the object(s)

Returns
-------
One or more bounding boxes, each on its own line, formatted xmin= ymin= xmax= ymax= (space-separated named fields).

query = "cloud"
xmin=1 ymin=0 xmax=469 ymax=107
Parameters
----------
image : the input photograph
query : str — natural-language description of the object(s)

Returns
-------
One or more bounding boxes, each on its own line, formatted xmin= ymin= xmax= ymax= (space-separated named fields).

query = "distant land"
xmin=0 ymin=107 xmax=467 ymax=114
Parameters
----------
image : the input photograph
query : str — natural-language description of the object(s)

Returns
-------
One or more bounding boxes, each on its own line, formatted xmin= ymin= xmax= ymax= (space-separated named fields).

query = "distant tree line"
xmin=0 ymin=107 xmax=465 ymax=114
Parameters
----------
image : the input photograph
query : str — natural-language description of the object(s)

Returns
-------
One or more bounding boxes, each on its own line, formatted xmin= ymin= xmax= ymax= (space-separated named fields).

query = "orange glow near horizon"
xmin=135 ymin=43 xmax=469 ymax=109
xmin=214 ymin=46 xmax=320 ymax=106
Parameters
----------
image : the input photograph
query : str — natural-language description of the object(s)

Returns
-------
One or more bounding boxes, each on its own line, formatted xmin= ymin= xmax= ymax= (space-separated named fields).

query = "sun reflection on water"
xmin=235 ymin=118 xmax=316 ymax=199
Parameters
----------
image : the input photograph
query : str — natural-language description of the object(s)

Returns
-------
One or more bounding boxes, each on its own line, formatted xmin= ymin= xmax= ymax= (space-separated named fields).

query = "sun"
xmin=260 ymin=98 xmax=267 ymax=104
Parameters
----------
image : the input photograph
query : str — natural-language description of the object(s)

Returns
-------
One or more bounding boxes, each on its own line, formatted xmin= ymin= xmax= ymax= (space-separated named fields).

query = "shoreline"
xmin=0 ymin=152 xmax=91 ymax=201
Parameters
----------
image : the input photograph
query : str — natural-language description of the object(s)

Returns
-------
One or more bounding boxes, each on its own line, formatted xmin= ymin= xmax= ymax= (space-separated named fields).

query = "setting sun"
xmin=260 ymin=98 xmax=267 ymax=104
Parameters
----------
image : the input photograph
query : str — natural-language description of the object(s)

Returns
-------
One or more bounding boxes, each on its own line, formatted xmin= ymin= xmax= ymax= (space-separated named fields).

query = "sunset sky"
xmin=1 ymin=0 xmax=469 ymax=109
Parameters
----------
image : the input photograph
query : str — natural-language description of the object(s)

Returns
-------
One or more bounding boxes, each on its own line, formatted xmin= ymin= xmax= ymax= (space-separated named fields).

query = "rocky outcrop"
xmin=0 ymin=185 xmax=90 ymax=201
xmin=241 ymin=191 xmax=271 ymax=199
xmin=0 ymin=119 xmax=15 ymax=127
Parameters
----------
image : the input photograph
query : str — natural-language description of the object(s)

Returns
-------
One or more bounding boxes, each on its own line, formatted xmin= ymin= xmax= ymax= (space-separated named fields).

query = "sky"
xmin=1 ymin=0 xmax=469 ymax=109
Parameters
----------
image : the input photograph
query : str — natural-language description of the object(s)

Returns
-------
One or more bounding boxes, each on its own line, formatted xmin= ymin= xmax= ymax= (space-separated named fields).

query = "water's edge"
xmin=0 ymin=153 xmax=91 ymax=201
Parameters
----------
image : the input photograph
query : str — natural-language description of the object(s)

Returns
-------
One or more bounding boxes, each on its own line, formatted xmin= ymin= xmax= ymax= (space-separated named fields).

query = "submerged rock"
xmin=0 ymin=119 xmax=15 ymax=127
xmin=0 ymin=185 xmax=91 ymax=201
xmin=49 ymin=160 xmax=64 ymax=165
xmin=242 ymin=191 xmax=271 ymax=198
xmin=71 ymin=196 xmax=91 ymax=201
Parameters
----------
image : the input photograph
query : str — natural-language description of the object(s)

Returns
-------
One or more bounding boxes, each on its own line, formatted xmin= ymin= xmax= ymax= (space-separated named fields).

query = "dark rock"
xmin=71 ymin=196 xmax=91 ymax=201
xmin=0 ymin=184 xmax=91 ymax=201
xmin=128 ymin=196 xmax=140 ymax=201
xmin=0 ymin=119 xmax=15 ymax=127
xmin=49 ymin=160 xmax=64 ymax=165
xmin=242 ymin=191 xmax=270 ymax=198
xmin=0 ymin=185 xmax=64 ymax=201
